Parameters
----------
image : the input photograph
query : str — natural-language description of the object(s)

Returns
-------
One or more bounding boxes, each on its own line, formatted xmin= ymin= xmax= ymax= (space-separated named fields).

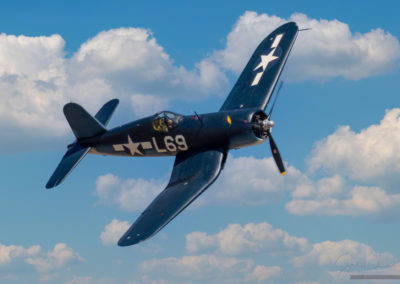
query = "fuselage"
xmin=81 ymin=108 xmax=267 ymax=157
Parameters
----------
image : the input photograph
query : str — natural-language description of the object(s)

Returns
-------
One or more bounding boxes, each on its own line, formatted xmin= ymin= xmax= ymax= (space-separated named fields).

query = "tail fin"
xmin=64 ymin=103 xmax=106 ymax=139
xmin=46 ymin=99 xmax=119 ymax=189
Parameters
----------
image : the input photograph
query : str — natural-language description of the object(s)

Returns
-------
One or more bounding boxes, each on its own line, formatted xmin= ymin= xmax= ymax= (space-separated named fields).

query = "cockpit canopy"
xmin=152 ymin=111 xmax=183 ymax=132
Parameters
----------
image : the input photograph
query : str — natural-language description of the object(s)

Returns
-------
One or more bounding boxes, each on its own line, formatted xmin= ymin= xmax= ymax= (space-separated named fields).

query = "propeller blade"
xmin=268 ymin=131 xmax=286 ymax=175
xmin=267 ymin=80 xmax=284 ymax=119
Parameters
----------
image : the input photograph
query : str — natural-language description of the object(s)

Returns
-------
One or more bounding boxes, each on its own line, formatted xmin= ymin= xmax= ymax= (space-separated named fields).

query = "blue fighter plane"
xmin=46 ymin=22 xmax=299 ymax=246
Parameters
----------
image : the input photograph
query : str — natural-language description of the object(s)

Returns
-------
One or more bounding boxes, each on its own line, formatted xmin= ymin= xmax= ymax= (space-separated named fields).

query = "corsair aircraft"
xmin=46 ymin=22 xmax=299 ymax=246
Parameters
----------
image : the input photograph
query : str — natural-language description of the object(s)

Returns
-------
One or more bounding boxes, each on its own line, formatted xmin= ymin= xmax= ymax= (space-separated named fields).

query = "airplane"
xmin=46 ymin=22 xmax=299 ymax=246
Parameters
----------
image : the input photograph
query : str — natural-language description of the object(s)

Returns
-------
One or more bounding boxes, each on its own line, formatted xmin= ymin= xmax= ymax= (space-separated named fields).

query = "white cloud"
xmin=100 ymin=219 xmax=130 ymax=246
xmin=291 ymin=175 xmax=346 ymax=199
xmin=309 ymin=108 xmax=400 ymax=185
xmin=0 ymin=33 xmax=68 ymax=146
xmin=284 ymin=108 xmax=400 ymax=216
xmin=137 ymin=222 xmax=394 ymax=284
xmin=287 ymin=185 xmax=400 ymax=216
xmin=26 ymin=243 xmax=83 ymax=273
xmin=130 ymin=94 xmax=169 ymax=116
xmin=245 ymin=265 xmax=282 ymax=283
xmin=211 ymin=155 xmax=307 ymax=206
xmin=0 ymin=28 xmax=228 ymax=150
xmin=185 ymin=222 xmax=394 ymax=272
xmin=139 ymin=254 xmax=281 ymax=283
xmin=213 ymin=11 xmax=400 ymax=80
xmin=292 ymin=239 xmax=394 ymax=268
xmin=0 ymin=244 xmax=41 ymax=265
xmin=186 ymin=222 xmax=309 ymax=255
xmin=69 ymin=28 xmax=228 ymax=100
xmin=95 ymin=173 xmax=166 ymax=211
xmin=0 ymin=242 xmax=82 ymax=283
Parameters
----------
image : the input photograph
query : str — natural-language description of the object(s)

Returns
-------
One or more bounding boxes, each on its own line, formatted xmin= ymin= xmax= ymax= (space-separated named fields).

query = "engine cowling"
xmin=251 ymin=111 xmax=275 ymax=139
xmin=226 ymin=109 xmax=270 ymax=149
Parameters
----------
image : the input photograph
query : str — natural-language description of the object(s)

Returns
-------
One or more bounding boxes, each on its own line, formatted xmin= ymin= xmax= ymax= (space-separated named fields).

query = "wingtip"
xmin=45 ymin=179 xmax=55 ymax=189
xmin=117 ymin=235 xmax=143 ymax=247
xmin=281 ymin=171 xmax=286 ymax=176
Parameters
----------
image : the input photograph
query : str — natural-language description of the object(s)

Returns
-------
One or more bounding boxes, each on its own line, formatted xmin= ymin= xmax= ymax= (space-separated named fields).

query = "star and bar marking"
xmin=113 ymin=135 xmax=153 ymax=156
xmin=251 ymin=33 xmax=283 ymax=86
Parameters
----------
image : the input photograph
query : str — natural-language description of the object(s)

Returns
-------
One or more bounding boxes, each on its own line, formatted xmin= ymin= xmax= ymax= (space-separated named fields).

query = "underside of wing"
xmin=220 ymin=22 xmax=298 ymax=111
xmin=118 ymin=148 xmax=228 ymax=246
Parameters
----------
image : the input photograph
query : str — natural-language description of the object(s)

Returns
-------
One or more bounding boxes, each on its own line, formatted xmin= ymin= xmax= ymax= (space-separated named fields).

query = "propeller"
xmin=267 ymin=129 xmax=286 ymax=175
xmin=266 ymin=80 xmax=286 ymax=175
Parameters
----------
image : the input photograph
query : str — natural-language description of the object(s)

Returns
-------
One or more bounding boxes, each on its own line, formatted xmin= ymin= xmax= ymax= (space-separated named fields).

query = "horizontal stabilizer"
xmin=46 ymin=144 xmax=91 ymax=189
xmin=94 ymin=99 xmax=119 ymax=127
xmin=64 ymin=103 xmax=106 ymax=139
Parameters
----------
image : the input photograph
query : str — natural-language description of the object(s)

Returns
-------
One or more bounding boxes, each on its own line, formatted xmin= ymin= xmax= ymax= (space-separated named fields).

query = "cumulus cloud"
xmin=283 ymin=108 xmax=400 ymax=216
xmin=212 ymin=156 xmax=306 ymax=206
xmin=0 ymin=33 xmax=68 ymax=148
xmin=69 ymin=28 xmax=228 ymax=102
xmin=100 ymin=219 xmax=130 ymax=246
xmin=0 ymin=28 xmax=228 ymax=150
xmin=26 ymin=243 xmax=83 ymax=273
xmin=213 ymin=11 xmax=400 ymax=80
xmin=137 ymin=222 xmax=393 ymax=283
xmin=95 ymin=173 xmax=167 ymax=211
xmin=130 ymin=94 xmax=169 ymax=117
xmin=287 ymin=184 xmax=400 ymax=216
xmin=292 ymin=239 xmax=394 ymax=268
xmin=139 ymin=254 xmax=281 ymax=284
xmin=309 ymin=108 xmax=400 ymax=185
xmin=185 ymin=223 xmax=394 ymax=270
xmin=291 ymin=175 xmax=346 ymax=199
xmin=186 ymin=222 xmax=309 ymax=255
xmin=0 ymin=242 xmax=82 ymax=283
xmin=0 ymin=244 xmax=41 ymax=265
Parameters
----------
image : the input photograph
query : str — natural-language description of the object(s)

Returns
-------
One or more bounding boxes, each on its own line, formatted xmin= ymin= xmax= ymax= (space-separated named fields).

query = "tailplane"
xmin=46 ymin=99 xmax=119 ymax=189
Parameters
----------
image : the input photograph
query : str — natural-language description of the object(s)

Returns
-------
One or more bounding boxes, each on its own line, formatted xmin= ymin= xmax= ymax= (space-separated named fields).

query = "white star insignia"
xmin=251 ymin=33 xmax=283 ymax=87
xmin=113 ymin=135 xmax=144 ymax=156
xmin=123 ymin=135 xmax=143 ymax=156
xmin=254 ymin=49 xmax=279 ymax=73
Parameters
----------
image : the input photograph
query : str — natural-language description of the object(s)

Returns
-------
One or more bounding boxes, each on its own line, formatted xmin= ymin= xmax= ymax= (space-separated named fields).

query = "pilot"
xmin=166 ymin=118 xmax=174 ymax=129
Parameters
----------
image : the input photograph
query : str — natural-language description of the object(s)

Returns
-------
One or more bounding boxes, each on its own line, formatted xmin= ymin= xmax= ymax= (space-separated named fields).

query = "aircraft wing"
xmin=118 ymin=148 xmax=227 ymax=246
xmin=220 ymin=22 xmax=298 ymax=111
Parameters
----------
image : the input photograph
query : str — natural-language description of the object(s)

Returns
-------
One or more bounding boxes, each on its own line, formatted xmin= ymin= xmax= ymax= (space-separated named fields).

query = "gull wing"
xmin=118 ymin=148 xmax=227 ymax=246
xmin=220 ymin=22 xmax=298 ymax=111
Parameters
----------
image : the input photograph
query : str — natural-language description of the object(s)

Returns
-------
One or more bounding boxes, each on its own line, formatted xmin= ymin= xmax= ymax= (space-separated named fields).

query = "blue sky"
xmin=1 ymin=1 xmax=400 ymax=283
